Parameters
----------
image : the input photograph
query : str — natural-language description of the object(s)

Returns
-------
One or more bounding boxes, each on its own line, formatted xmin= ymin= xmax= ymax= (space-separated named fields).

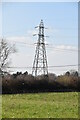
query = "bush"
xmin=2 ymin=71 xmax=79 ymax=94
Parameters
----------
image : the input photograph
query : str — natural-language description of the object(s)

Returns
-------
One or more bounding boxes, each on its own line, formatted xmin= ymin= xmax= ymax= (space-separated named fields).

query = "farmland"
xmin=2 ymin=92 xmax=78 ymax=118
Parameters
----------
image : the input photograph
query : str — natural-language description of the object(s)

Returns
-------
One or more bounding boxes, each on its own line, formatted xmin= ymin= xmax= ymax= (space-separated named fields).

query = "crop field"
xmin=2 ymin=92 xmax=78 ymax=118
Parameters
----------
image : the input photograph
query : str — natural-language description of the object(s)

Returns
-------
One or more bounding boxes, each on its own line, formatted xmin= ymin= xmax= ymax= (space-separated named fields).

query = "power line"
xmin=47 ymin=46 xmax=78 ymax=52
xmin=7 ymin=64 xmax=79 ymax=69
xmin=7 ymin=40 xmax=78 ymax=52
xmin=49 ymin=64 xmax=79 ymax=68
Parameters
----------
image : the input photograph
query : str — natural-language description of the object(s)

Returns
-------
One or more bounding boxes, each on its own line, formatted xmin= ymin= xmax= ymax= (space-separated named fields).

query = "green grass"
xmin=0 ymin=95 xmax=2 ymax=119
xmin=2 ymin=92 xmax=78 ymax=118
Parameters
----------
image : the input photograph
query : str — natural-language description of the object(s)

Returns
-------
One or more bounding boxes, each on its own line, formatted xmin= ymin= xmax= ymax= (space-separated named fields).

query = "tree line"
xmin=2 ymin=70 xmax=79 ymax=94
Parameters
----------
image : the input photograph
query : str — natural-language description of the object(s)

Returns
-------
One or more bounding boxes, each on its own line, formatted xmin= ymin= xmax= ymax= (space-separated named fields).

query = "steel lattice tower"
xmin=32 ymin=20 xmax=48 ymax=76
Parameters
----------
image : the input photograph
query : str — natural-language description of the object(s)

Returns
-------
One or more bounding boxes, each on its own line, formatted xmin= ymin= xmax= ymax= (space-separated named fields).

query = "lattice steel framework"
xmin=32 ymin=20 xmax=48 ymax=76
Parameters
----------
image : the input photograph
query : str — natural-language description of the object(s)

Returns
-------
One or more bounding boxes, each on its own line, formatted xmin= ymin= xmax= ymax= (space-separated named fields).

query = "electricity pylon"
xmin=32 ymin=20 xmax=48 ymax=76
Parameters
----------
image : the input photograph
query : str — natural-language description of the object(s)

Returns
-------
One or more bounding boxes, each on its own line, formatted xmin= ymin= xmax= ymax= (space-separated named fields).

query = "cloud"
xmin=55 ymin=45 xmax=77 ymax=50
xmin=46 ymin=27 xmax=59 ymax=34
xmin=47 ymin=44 xmax=78 ymax=54
xmin=46 ymin=44 xmax=78 ymax=74
xmin=27 ymin=29 xmax=38 ymax=36
xmin=54 ymin=45 xmax=78 ymax=51
xmin=5 ymin=29 xmax=38 ymax=44
xmin=6 ymin=36 xmax=33 ymax=45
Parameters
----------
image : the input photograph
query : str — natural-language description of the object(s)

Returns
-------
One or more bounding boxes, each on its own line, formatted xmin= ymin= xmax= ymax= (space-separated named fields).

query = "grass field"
xmin=0 ymin=95 xmax=2 ymax=119
xmin=2 ymin=92 xmax=78 ymax=118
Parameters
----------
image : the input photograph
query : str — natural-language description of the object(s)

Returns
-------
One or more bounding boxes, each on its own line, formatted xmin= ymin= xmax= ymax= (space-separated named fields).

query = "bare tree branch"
xmin=0 ymin=38 xmax=16 ymax=74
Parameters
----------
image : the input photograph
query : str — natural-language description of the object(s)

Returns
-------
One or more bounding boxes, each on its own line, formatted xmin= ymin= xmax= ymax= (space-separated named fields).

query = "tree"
xmin=65 ymin=71 xmax=70 ymax=76
xmin=0 ymin=38 xmax=16 ymax=75
xmin=23 ymin=71 xmax=28 ymax=76
xmin=70 ymin=70 xmax=78 ymax=77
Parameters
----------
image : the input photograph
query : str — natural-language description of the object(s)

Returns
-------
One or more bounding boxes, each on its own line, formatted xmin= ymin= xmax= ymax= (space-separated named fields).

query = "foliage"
xmin=2 ymin=70 xmax=79 ymax=94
